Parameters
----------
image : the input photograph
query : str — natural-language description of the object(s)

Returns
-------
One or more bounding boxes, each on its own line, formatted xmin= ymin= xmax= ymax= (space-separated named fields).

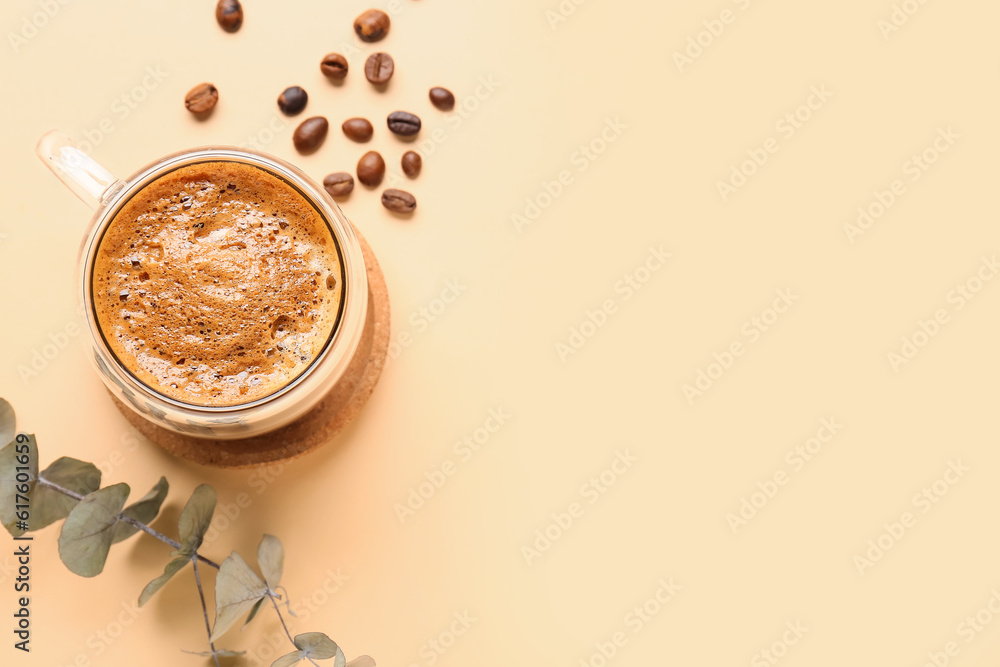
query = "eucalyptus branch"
xmin=36 ymin=477 xmax=84 ymax=501
xmin=269 ymin=592 xmax=296 ymax=644
xmin=0 ymin=415 xmax=371 ymax=667
xmin=37 ymin=476 xmax=221 ymax=569
xmin=269 ymin=592 xmax=321 ymax=667
xmin=193 ymin=559 xmax=222 ymax=667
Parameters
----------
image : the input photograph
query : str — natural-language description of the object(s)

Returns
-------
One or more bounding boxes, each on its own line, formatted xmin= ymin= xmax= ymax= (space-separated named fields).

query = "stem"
xmin=268 ymin=592 xmax=320 ymax=666
xmin=37 ymin=476 xmax=221 ymax=569
xmin=193 ymin=559 xmax=221 ymax=667
xmin=38 ymin=477 xmax=85 ymax=501
xmin=269 ymin=592 xmax=296 ymax=644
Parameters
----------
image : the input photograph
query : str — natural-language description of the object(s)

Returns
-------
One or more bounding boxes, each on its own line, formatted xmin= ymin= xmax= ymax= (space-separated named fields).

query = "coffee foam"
xmin=92 ymin=161 xmax=344 ymax=407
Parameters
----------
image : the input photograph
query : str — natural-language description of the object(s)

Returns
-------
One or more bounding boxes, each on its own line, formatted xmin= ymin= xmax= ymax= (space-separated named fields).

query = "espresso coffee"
xmin=92 ymin=161 xmax=344 ymax=407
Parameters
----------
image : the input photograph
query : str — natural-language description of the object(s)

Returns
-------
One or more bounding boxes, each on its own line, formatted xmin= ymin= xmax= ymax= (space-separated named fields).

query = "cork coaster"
xmin=110 ymin=231 xmax=390 ymax=469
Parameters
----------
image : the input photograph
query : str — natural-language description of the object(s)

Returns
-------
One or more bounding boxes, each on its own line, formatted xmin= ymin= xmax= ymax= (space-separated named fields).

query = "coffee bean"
xmin=381 ymin=189 xmax=416 ymax=214
xmin=401 ymin=151 xmax=422 ymax=178
xmin=277 ymin=86 xmax=308 ymax=116
xmin=323 ymin=172 xmax=355 ymax=198
xmin=185 ymin=83 xmax=219 ymax=114
xmin=429 ymin=87 xmax=455 ymax=111
xmin=342 ymin=117 xmax=374 ymax=142
xmin=357 ymin=151 xmax=386 ymax=187
xmin=354 ymin=9 xmax=390 ymax=42
xmin=364 ymin=52 xmax=394 ymax=85
xmin=293 ymin=117 xmax=329 ymax=153
xmin=215 ymin=0 xmax=243 ymax=32
xmin=320 ymin=53 xmax=349 ymax=80
xmin=387 ymin=111 xmax=421 ymax=136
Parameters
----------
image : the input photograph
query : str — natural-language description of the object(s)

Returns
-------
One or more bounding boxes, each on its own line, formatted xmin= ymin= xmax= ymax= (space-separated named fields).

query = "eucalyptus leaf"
xmin=257 ymin=534 xmax=284 ymax=590
xmin=0 ymin=398 xmax=15 ymax=445
xmin=346 ymin=656 xmax=376 ymax=667
xmin=113 ymin=476 xmax=168 ymax=544
xmin=138 ymin=554 xmax=190 ymax=606
xmin=57 ymin=483 xmax=130 ymax=577
xmin=182 ymin=649 xmax=246 ymax=657
xmin=243 ymin=596 xmax=266 ymax=628
xmin=178 ymin=484 xmax=216 ymax=552
xmin=267 ymin=633 xmax=345 ymax=666
xmin=29 ymin=457 xmax=101 ymax=531
xmin=271 ymin=652 xmax=304 ymax=667
xmin=210 ymin=552 xmax=268 ymax=641
xmin=294 ymin=632 xmax=341 ymax=661
xmin=0 ymin=435 xmax=37 ymax=537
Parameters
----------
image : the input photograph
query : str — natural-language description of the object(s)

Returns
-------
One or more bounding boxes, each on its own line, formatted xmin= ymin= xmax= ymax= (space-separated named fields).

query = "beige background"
xmin=2 ymin=0 xmax=999 ymax=665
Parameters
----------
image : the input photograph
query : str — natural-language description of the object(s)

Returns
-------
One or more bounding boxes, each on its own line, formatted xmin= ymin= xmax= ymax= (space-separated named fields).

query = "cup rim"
xmin=80 ymin=146 xmax=369 ymax=423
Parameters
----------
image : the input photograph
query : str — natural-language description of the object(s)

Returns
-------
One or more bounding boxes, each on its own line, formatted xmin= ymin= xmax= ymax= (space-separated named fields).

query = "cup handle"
xmin=36 ymin=131 xmax=125 ymax=212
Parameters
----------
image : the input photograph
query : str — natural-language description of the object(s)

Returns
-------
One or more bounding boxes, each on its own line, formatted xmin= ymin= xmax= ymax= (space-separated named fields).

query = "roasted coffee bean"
xmin=354 ymin=9 xmax=390 ymax=42
xmin=292 ymin=117 xmax=329 ymax=153
xmin=386 ymin=111 xmax=421 ymax=136
xmin=364 ymin=52 xmax=394 ymax=84
xmin=342 ymin=118 xmax=374 ymax=142
xmin=323 ymin=172 xmax=355 ymax=197
xmin=401 ymin=151 xmax=422 ymax=178
xmin=215 ymin=0 xmax=243 ymax=32
xmin=357 ymin=151 xmax=386 ymax=187
xmin=277 ymin=86 xmax=308 ymax=116
xmin=320 ymin=53 xmax=349 ymax=80
xmin=381 ymin=189 xmax=416 ymax=213
xmin=185 ymin=83 xmax=219 ymax=114
xmin=429 ymin=87 xmax=455 ymax=111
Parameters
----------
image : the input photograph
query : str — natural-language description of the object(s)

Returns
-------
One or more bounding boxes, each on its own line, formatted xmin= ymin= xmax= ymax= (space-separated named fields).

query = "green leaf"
xmin=210 ymin=552 xmax=268 ymax=641
xmin=257 ymin=534 xmax=284 ymax=589
xmin=113 ymin=477 xmax=168 ymax=543
xmin=57 ymin=483 xmax=130 ymax=577
xmin=138 ymin=554 xmax=189 ymax=606
xmin=243 ymin=596 xmax=266 ymax=628
xmin=29 ymin=457 xmax=101 ymax=531
xmin=178 ymin=484 xmax=216 ymax=551
xmin=346 ymin=657 xmax=376 ymax=667
xmin=0 ymin=435 xmax=38 ymax=537
xmin=182 ymin=648 xmax=246 ymax=658
xmin=0 ymin=398 xmax=14 ymax=445
xmin=271 ymin=652 xmax=304 ymax=667
xmin=294 ymin=632 xmax=343 ymax=662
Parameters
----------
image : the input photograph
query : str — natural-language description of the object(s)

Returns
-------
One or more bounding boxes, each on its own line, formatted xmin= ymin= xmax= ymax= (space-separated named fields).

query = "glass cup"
xmin=36 ymin=131 xmax=369 ymax=440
